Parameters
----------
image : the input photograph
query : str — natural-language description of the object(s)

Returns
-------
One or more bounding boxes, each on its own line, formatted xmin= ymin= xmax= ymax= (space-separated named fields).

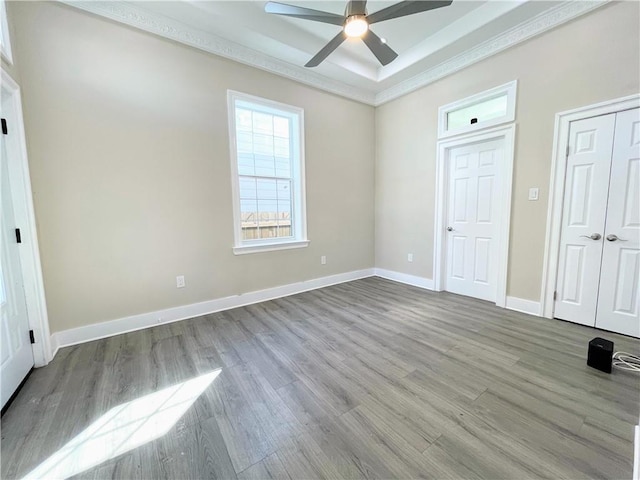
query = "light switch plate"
xmin=528 ymin=188 xmax=539 ymax=201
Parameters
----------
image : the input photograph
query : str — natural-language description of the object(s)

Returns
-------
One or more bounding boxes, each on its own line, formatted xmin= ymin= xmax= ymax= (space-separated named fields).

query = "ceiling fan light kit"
xmin=264 ymin=0 xmax=453 ymax=67
xmin=344 ymin=15 xmax=368 ymax=37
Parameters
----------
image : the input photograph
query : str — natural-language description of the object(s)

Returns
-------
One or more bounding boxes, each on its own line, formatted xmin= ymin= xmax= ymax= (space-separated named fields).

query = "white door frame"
xmin=1 ymin=68 xmax=52 ymax=366
xmin=433 ymin=123 xmax=516 ymax=308
xmin=540 ymin=93 xmax=640 ymax=319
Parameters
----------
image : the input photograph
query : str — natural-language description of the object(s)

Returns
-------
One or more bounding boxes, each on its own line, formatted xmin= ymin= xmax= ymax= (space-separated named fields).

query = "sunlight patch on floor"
xmin=22 ymin=369 xmax=222 ymax=479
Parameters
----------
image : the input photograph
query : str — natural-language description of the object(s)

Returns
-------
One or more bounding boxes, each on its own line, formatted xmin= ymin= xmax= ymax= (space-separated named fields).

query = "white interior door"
xmin=554 ymin=114 xmax=615 ymax=326
xmin=445 ymin=138 xmax=503 ymax=302
xmin=1 ymin=120 xmax=34 ymax=409
xmin=595 ymin=108 xmax=640 ymax=337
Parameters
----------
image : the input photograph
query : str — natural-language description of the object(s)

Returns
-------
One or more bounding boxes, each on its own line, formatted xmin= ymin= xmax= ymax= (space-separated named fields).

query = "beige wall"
xmin=9 ymin=2 xmax=375 ymax=333
xmin=375 ymin=1 xmax=640 ymax=302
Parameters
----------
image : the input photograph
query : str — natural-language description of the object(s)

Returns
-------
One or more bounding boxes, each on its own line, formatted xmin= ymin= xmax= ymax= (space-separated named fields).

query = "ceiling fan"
xmin=264 ymin=0 xmax=453 ymax=67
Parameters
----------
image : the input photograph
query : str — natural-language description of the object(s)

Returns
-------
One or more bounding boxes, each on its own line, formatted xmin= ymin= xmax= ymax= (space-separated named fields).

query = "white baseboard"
xmin=49 ymin=269 xmax=546 ymax=358
xmin=505 ymin=296 xmax=542 ymax=316
xmin=374 ymin=268 xmax=434 ymax=290
xmin=51 ymin=268 xmax=375 ymax=354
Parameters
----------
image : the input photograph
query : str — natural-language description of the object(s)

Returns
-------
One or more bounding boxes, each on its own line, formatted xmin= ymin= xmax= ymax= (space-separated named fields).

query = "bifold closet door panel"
xmin=554 ymin=114 xmax=616 ymax=326
xmin=596 ymin=108 xmax=640 ymax=338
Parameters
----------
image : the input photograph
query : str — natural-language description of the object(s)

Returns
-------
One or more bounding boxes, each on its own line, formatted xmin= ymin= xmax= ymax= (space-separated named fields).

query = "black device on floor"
xmin=587 ymin=337 xmax=614 ymax=373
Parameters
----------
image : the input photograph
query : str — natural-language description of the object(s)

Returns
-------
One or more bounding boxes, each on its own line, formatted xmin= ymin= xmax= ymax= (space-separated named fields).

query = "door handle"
xmin=606 ymin=234 xmax=628 ymax=242
xmin=447 ymin=226 xmax=454 ymax=232
xmin=580 ymin=233 xmax=602 ymax=240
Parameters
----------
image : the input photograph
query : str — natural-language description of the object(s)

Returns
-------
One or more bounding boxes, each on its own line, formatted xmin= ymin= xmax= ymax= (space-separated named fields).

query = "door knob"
xmin=447 ymin=227 xmax=453 ymax=232
xmin=606 ymin=234 xmax=628 ymax=242
xmin=580 ymin=233 xmax=602 ymax=240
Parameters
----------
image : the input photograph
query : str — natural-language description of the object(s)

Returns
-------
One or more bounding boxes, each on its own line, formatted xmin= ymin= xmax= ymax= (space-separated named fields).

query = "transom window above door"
xmin=438 ymin=80 xmax=517 ymax=138
xmin=227 ymin=91 xmax=308 ymax=255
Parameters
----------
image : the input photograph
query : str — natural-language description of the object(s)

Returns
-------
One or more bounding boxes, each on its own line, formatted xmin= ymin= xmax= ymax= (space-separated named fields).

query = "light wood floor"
xmin=2 ymin=278 xmax=639 ymax=479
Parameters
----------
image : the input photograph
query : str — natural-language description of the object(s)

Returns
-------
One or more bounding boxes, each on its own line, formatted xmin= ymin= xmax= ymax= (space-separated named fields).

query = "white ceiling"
xmin=65 ymin=0 xmax=607 ymax=104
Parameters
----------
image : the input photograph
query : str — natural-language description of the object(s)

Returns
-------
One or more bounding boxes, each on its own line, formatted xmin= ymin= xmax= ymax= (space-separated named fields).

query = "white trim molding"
xmin=59 ymin=0 xmax=607 ymax=107
xmin=505 ymin=296 xmax=542 ymax=316
xmin=51 ymin=269 xmax=375 ymax=352
xmin=60 ymin=0 xmax=376 ymax=105
xmin=433 ymin=123 xmax=516 ymax=309
xmin=374 ymin=1 xmax=607 ymax=105
xmin=1 ymin=69 xmax=52 ymax=367
xmin=540 ymin=94 xmax=640 ymax=319
xmin=374 ymin=269 xmax=434 ymax=290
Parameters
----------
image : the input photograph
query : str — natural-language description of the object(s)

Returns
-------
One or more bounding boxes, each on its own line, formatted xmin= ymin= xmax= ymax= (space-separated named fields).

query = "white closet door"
xmin=445 ymin=138 xmax=503 ymax=302
xmin=596 ymin=108 xmax=640 ymax=337
xmin=554 ymin=114 xmax=615 ymax=326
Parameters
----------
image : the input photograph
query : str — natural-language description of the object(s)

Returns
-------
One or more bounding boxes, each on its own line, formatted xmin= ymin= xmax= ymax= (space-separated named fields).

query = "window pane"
xmin=275 ymin=158 xmax=291 ymax=178
xmin=237 ymin=153 xmax=255 ymax=176
xmin=276 ymin=180 xmax=292 ymax=238
xmin=237 ymin=131 xmax=253 ymax=154
xmin=274 ymin=137 xmax=289 ymax=158
xmin=273 ymin=116 xmax=289 ymax=138
xmin=239 ymin=177 xmax=257 ymax=200
xmin=255 ymin=154 xmax=276 ymax=177
xmin=240 ymin=197 xmax=258 ymax=241
xmin=236 ymin=109 xmax=252 ymax=132
xmin=253 ymin=133 xmax=274 ymax=156
xmin=447 ymin=94 xmax=508 ymax=130
xmin=253 ymin=112 xmax=273 ymax=135
xmin=256 ymin=178 xmax=277 ymax=200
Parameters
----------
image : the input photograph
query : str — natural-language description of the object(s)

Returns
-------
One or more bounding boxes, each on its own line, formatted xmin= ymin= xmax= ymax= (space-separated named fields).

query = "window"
xmin=0 ymin=0 xmax=13 ymax=64
xmin=228 ymin=91 xmax=308 ymax=255
xmin=438 ymin=80 xmax=517 ymax=138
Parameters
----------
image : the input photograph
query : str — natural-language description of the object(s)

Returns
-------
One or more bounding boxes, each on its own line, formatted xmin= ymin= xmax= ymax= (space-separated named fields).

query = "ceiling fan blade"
xmin=361 ymin=30 xmax=398 ymax=66
xmin=264 ymin=2 xmax=345 ymax=26
xmin=305 ymin=31 xmax=348 ymax=67
xmin=367 ymin=0 xmax=452 ymax=25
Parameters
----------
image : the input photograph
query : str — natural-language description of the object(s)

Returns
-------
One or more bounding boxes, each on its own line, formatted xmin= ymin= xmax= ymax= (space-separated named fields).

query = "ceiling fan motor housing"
xmin=345 ymin=1 xmax=367 ymax=17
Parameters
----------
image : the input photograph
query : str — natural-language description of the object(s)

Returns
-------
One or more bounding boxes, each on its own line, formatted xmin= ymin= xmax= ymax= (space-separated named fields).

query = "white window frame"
xmin=227 ymin=90 xmax=308 ymax=255
xmin=438 ymin=80 xmax=517 ymax=139
xmin=0 ymin=0 xmax=13 ymax=64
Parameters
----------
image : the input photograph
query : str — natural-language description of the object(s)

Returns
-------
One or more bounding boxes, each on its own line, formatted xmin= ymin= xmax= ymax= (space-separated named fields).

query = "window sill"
xmin=233 ymin=240 xmax=310 ymax=255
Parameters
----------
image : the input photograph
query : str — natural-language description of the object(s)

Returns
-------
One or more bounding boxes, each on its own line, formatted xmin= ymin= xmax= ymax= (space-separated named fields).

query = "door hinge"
xmin=29 ymin=330 xmax=35 ymax=344
xmin=1 ymin=118 xmax=7 ymax=135
xmin=565 ymin=145 xmax=570 ymax=158
xmin=15 ymin=228 xmax=22 ymax=244
xmin=553 ymin=290 xmax=557 ymax=301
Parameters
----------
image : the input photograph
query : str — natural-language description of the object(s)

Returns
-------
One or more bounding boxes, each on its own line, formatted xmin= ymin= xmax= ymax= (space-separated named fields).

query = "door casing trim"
xmin=433 ymin=123 xmax=516 ymax=308
xmin=541 ymin=93 xmax=640 ymax=319
xmin=1 ymin=68 xmax=52 ymax=366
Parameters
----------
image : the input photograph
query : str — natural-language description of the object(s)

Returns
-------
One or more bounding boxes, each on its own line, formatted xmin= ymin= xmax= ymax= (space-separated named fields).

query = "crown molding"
xmin=59 ymin=1 xmax=377 ymax=105
xmin=60 ymin=0 xmax=607 ymax=107
xmin=373 ymin=0 xmax=608 ymax=105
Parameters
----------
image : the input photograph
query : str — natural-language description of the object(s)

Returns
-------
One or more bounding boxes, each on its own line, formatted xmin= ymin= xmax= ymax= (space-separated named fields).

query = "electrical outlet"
xmin=528 ymin=187 xmax=539 ymax=201
xmin=321 ymin=255 xmax=327 ymax=265
xmin=408 ymin=253 xmax=414 ymax=262
xmin=176 ymin=275 xmax=185 ymax=288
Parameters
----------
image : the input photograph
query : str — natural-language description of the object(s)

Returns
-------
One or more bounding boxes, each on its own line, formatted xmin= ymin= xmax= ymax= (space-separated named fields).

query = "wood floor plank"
xmin=2 ymin=277 xmax=637 ymax=479
xmin=237 ymin=452 xmax=292 ymax=480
